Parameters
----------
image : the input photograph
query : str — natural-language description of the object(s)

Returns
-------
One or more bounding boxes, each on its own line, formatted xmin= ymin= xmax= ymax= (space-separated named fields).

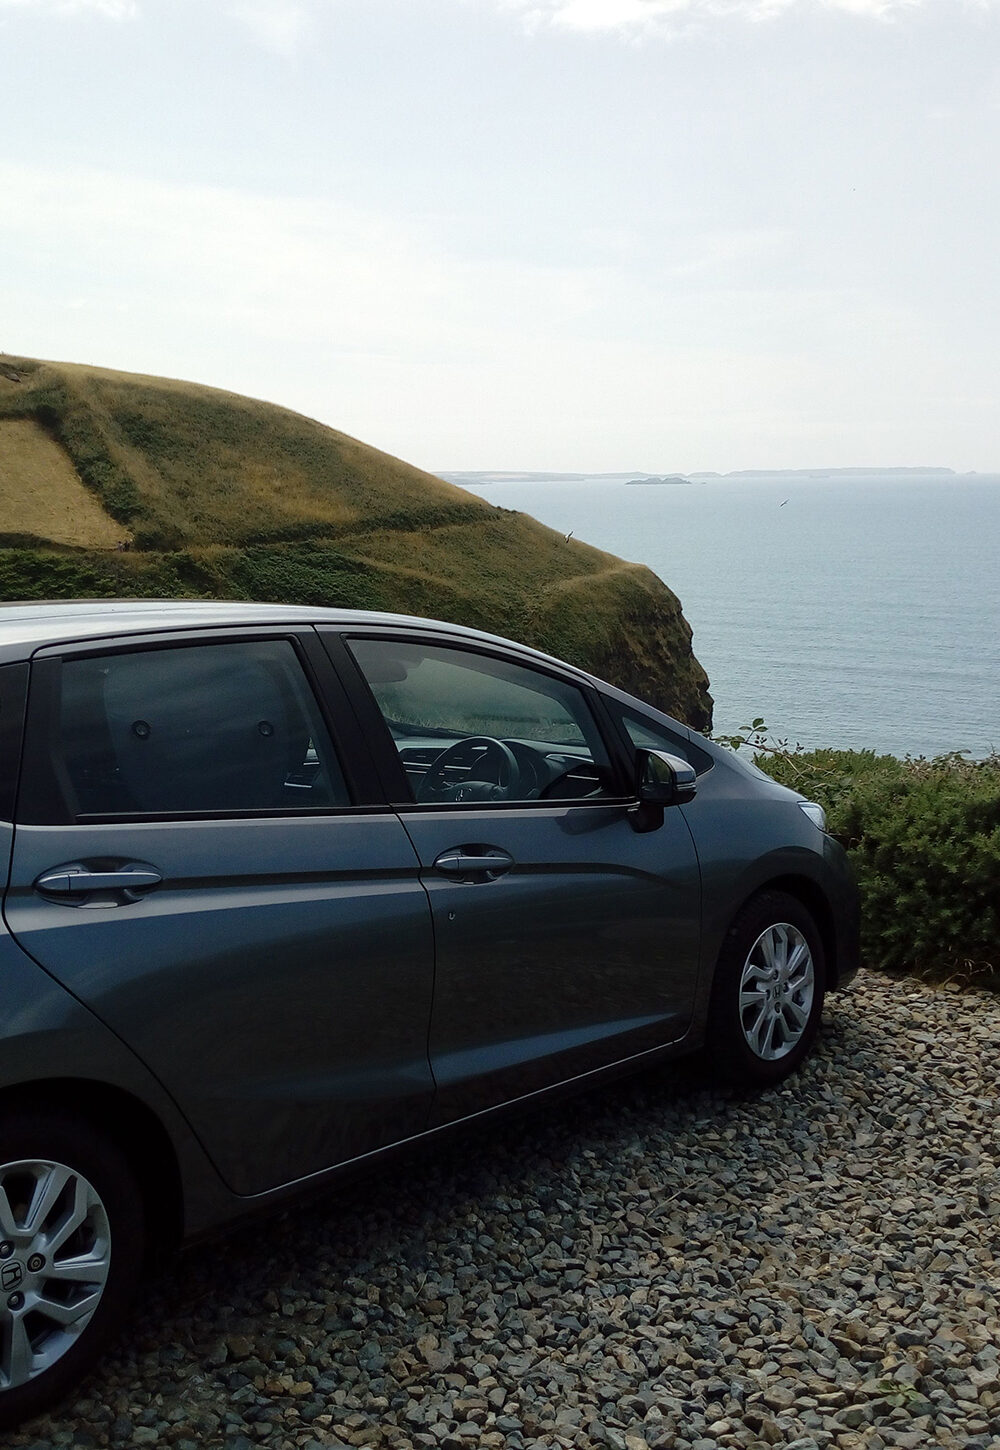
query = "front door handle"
xmin=34 ymin=861 xmax=163 ymax=907
xmin=433 ymin=847 xmax=515 ymax=881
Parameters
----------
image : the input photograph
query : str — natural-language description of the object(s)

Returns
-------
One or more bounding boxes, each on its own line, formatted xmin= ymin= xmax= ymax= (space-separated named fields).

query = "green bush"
xmin=219 ymin=545 xmax=384 ymax=610
xmin=745 ymin=736 xmax=1000 ymax=984
xmin=0 ymin=547 xmax=206 ymax=601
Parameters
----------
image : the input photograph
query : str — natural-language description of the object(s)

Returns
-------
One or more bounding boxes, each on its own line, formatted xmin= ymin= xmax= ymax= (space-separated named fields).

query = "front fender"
xmin=679 ymin=797 xmax=858 ymax=1042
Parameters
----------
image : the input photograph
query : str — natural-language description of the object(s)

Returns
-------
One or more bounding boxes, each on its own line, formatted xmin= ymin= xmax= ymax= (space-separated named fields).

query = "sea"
xmin=448 ymin=470 xmax=1000 ymax=760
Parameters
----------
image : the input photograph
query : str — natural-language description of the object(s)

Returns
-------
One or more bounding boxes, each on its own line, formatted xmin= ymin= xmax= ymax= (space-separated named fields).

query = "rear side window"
xmin=27 ymin=639 xmax=350 ymax=820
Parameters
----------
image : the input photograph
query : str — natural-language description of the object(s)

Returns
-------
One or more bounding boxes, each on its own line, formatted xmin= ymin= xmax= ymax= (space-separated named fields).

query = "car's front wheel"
xmin=0 ymin=1111 xmax=144 ymax=1429
xmin=706 ymin=890 xmax=826 ymax=1086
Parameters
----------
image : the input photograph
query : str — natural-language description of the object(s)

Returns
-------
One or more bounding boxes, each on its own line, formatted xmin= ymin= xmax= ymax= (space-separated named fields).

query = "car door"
xmin=2 ymin=628 xmax=435 ymax=1196
xmin=327 ymin=629 xmax=702 ymax=1122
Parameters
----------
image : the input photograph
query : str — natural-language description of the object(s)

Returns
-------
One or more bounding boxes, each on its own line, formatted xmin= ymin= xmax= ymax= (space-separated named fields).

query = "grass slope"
xmin=0 ymin=417 xmax=128 ymax=548
xmin=0 ymin=355 xmax=712 ymax=728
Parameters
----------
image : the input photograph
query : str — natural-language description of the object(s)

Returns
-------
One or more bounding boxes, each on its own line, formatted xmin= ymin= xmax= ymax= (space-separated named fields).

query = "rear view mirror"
xmin=361 ymin=655 xmax=411 ymax=683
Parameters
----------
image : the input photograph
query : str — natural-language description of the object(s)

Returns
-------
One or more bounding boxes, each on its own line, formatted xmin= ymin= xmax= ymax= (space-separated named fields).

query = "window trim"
xmin=326 ymin=627 xmax=634 ymax=810
xmin=0 ymin=661 xmax=28 ymax=824
xmin=17 ymin=627 xmax=382 ymax=827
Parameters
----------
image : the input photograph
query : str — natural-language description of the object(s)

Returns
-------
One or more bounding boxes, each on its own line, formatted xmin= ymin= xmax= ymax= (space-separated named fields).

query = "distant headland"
xmin=700 ymin=467 xmax=958 ymax=479
xmin=440 ymin=467 xmax=962 ymax=486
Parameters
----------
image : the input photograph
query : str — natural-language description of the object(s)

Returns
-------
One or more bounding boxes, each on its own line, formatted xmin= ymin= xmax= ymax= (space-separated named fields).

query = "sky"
xmin=1 ymin=0 xmax=998 ymax=473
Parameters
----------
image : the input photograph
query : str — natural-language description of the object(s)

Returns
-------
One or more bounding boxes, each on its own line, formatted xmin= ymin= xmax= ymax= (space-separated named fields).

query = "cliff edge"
xmin=0 ymin=356 xmax=712 ymax=729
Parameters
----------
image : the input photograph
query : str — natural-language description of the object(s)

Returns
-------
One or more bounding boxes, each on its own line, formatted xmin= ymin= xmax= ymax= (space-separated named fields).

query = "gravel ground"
xmin=14 ymin=971 xmax=1000 ymax=1450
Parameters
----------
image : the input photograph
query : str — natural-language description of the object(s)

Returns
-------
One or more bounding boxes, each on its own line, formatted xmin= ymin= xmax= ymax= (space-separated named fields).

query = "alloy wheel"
xmin=0 ymin=1159 xmax=112 ymax=1391
xmin=738 ymin=921 xmax=816 ymax=1061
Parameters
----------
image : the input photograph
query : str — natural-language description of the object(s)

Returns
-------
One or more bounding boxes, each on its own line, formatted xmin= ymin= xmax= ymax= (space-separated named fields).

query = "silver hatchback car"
xmin=0 ymin=601 xmax=858 ymax=1424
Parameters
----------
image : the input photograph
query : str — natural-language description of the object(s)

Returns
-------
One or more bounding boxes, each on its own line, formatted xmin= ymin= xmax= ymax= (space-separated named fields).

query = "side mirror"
xmin=637 ymin=748 xmax=698 ymax=806
xmin=628 ymin=750 xmax=697 ymax=833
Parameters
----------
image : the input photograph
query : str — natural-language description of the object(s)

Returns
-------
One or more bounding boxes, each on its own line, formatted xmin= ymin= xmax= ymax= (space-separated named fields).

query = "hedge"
xmin=740 ymin=734 xmax=1000 ymax=984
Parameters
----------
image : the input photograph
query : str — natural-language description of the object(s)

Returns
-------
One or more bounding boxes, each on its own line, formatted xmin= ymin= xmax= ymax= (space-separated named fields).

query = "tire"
xmin=0 ymin=1111 xmax=145 ymax=1429
xmin=706 ymin=890 xmax=826 ymax=1087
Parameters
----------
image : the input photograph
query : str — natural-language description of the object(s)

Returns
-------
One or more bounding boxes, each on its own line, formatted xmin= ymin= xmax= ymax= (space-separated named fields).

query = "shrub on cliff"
xmin=748 ymin=740 xmax=1000 ymax=984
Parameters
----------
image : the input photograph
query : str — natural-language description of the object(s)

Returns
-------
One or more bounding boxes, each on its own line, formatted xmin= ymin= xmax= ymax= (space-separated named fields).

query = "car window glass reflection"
xmin=57 ymin=640 xmax=349 ymax=816
xmin=349 ymin=638 xmax=615 ymax=804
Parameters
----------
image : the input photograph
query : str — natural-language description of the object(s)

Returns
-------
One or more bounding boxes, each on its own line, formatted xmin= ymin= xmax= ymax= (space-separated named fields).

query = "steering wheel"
xmin=418 ymin=736 xmax=522 ymax=802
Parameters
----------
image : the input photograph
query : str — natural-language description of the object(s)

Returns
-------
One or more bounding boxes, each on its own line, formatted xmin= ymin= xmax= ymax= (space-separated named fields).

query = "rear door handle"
xmin=433 ymin=847 xmax=514 ymax=881
xmin=35 ymin=862 xmax=163 ymax=906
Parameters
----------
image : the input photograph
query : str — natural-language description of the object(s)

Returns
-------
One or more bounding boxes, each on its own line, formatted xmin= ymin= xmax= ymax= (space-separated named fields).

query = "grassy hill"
xmin=0 ymin=355 xmax=712 ymax=728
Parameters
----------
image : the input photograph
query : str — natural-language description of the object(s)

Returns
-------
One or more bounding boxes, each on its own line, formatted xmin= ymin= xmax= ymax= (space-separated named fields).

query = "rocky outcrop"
xmin=0 ymin=355 xmax=713 ymax=728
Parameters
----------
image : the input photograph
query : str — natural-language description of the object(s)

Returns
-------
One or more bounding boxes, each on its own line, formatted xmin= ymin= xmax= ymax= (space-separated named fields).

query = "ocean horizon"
xmin=448 ymin=470 xmax=1000 ymax=760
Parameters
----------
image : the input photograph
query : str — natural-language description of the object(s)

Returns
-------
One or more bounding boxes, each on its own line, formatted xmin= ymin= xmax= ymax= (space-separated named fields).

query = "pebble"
xmin=11 ymin=972 xmax=1000 ymax=1449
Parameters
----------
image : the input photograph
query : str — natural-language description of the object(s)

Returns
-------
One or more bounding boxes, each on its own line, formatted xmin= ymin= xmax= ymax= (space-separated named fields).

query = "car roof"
xmin=0 ymin=599 xmax=589 ymax=679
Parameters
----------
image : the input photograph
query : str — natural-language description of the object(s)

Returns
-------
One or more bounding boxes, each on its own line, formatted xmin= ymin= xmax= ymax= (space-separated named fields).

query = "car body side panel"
xmin=399 ymin=801 xmax=702 ymax=1120
xmin=4 ymin=814 xmax=437 ymax=1197
xmin=0 ymin=913 xmax=234 ymax=1236
xmin=678 ymin=790 xmax=861 ymax=1041
xmin=590 ymin=680 xmax=860 ymax=995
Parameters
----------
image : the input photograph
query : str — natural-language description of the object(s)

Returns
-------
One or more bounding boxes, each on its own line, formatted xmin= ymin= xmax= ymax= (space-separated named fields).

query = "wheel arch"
xmin=744 ymin=874 xmax=840 ymax=987
xmin=0 ymin=1078 xmax=184 ymax=1264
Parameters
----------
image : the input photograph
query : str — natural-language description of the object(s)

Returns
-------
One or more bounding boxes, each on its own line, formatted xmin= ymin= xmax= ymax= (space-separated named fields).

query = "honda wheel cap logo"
xmin=2 ymin=1261 xmax=24 ymax=1290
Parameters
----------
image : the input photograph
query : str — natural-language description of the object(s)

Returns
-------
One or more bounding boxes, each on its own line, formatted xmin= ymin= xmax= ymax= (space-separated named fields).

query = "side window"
xmin=617 ymin=705 xmax=714 ymax=776
xmin=45 ymin=639 xmax=349 ymax=818
xmin=348 ymin=638 xmax=617 ymax=804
